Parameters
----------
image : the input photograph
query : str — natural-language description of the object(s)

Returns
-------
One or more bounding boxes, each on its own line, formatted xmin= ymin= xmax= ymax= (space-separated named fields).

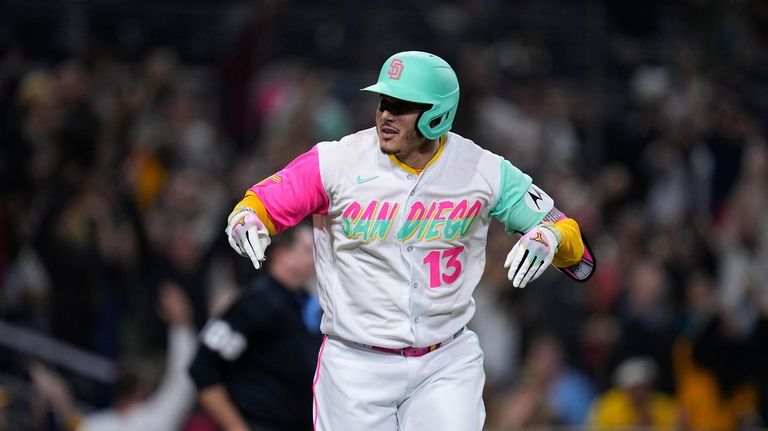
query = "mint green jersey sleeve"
xmin=489 ymin=158 xmax=548 ymax=234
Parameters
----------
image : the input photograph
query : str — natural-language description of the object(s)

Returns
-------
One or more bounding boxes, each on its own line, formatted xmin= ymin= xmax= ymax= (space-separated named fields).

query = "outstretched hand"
xmin=226 ymin=209 xmax=271 ymax=269
xmin=504 ymin=226 xmax=558 ymax=288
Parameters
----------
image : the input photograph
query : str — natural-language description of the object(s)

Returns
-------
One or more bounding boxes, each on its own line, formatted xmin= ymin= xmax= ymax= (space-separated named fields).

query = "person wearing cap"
xmin=223 ymin=50 xmax=596 ymax=430
xmin=589 ymin=357 xmax=682 ymax=429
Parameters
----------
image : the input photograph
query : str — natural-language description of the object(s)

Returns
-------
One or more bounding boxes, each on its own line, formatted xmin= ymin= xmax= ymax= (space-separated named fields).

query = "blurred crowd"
xmin=1 ymin=0 xmax=768 ymax=430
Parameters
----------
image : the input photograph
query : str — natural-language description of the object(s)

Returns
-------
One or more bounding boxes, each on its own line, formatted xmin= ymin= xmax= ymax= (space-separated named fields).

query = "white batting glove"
xmin=226 ymin=208 xmax=271 ymax=269
xmin=504 ymin=226 xmax=558 ymax=288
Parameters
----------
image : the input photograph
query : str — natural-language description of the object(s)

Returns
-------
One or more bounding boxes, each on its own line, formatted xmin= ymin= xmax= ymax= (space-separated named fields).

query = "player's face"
xmin=375 ymin=96 xmax=431 ymax=158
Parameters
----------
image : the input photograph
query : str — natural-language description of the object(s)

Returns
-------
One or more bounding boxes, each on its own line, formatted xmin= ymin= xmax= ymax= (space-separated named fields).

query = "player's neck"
xmin=395 ymin=138 xmax=439 ymax=171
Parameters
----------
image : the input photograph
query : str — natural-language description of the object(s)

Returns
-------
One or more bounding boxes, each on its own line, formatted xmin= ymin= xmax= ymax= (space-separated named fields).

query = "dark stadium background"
xmin=1 ymin=0 xmax=768 ymax=429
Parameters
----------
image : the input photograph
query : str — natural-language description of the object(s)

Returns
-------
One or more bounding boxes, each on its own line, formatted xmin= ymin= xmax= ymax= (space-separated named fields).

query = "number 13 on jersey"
xmin=422 ymin=246 xmax=465 ymax=288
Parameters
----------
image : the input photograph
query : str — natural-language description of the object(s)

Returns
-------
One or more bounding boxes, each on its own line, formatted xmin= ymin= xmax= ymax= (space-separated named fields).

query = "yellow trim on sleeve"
xmin=388 ymin=135 xmax=446 ymax=175
xmin=231 ymin=190 xmax=277 ymax=235
xmin=550 ymin=218 xmax=584 ymax=268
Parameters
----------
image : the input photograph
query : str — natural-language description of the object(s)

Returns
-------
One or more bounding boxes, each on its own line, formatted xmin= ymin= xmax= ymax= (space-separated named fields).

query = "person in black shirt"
xmin=189 ymin=223 xmax=322 ymax=431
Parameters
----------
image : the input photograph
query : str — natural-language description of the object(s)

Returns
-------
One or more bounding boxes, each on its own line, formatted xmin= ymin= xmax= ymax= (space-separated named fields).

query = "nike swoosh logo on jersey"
xmin=355 ymin=175 xmax=379 ymax=184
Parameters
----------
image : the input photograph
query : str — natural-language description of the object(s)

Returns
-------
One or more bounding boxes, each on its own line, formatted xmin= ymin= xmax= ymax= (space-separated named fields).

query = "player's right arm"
xmin=227 ymin=145 xmax=330 ymax=269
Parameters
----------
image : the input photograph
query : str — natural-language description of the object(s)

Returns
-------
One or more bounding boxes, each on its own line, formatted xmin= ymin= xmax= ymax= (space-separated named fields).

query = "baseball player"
xmin=226 ymin=51 xmax=595 ymax=431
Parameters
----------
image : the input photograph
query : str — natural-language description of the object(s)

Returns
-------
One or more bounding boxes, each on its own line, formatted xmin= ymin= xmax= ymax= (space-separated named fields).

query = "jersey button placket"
xmin=405 ymin=173 xmax=422 ymax=329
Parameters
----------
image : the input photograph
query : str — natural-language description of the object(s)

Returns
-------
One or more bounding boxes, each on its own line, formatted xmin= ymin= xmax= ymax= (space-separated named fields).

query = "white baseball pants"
xmin=312 ymin=329 xmax=486 ymax=431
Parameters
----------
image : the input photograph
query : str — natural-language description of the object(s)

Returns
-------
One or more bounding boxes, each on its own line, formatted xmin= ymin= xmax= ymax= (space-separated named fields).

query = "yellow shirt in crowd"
xmin=590 ymin=389 xmax=678 ymax=430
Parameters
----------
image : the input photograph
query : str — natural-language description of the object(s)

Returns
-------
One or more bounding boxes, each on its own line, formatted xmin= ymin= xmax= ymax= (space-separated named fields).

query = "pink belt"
xmin=364 ymin=328 xmax=465 ymax=358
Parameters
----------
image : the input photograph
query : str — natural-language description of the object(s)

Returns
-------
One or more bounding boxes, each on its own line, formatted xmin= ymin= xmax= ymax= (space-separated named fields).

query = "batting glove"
xmin=226 ymin=208 xmax=271 ymax=269
xmin=504 ymin=225 xmax=559 ymax=288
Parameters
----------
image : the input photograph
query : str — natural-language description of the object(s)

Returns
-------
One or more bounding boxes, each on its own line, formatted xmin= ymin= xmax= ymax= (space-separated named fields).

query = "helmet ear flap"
xmin=429 ymin=114 xmax=444 ymax=128
xmin=417 ymin=105 xmax=455 ymax=139
xmin=413 ymin=107 xmax=444 ymax=138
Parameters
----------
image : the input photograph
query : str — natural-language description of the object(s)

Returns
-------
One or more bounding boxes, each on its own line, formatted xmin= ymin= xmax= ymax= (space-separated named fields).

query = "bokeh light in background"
xmin=1 ymin=0 xmax=768 ymax=430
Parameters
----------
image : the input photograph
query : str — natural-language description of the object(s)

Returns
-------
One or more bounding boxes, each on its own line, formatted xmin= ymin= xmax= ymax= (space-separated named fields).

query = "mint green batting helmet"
xmin=362 ymin=51 xmax=460 ymax=140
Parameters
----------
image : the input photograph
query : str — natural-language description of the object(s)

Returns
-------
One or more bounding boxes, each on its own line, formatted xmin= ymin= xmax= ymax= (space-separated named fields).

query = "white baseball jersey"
xmin=248 ymin=127 xmax=554 ymax=348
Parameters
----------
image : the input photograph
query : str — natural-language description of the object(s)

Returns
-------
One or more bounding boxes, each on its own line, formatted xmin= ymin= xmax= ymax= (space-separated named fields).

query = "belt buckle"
xmin=401 ymin=347 xmax=422 ymax=358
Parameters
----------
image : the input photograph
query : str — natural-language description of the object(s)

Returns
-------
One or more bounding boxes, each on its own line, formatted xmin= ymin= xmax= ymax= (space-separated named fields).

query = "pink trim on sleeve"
xmin=249 ymin=145 xmax=330 ymax=233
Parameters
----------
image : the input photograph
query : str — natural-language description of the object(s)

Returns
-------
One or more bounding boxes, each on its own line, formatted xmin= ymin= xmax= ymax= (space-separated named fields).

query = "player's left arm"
xmin=490 ymin=159 xmax=595 ymax=287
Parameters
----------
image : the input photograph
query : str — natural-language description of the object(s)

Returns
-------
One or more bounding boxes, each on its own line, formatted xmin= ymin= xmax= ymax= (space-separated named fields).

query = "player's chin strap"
xmin=557 ymin=233 xmax=596 ymax=282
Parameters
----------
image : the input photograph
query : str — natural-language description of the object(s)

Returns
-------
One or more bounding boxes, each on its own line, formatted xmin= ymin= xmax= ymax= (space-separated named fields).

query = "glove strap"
xmin=539 ymin=223 xmax=562 ymax=248
xmin=227 ymin=206 xmax=255 ymax=225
